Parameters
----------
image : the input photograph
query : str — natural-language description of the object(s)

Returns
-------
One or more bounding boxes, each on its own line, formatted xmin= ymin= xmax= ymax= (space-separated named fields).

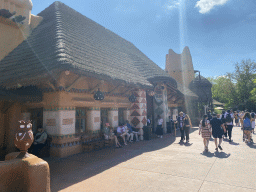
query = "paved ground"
xmin=45 ymin=126 xmax=256 ymax=192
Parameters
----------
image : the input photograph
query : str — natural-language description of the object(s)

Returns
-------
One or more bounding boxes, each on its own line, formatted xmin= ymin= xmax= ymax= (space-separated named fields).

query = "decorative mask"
xmin=14 ymin=120 xmax=34 ymax=153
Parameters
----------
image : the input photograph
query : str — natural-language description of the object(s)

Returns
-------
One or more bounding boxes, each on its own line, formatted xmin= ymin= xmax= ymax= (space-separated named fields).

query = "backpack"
xmin=226 ymin=114 xmax=232 ymax=123
xmin=243 ymin=118 xmax=251 ymax=128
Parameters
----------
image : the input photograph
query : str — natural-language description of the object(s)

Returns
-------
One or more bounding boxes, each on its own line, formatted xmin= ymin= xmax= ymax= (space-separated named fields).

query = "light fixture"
xmin=94 ymin=88 xmax=104 ymax=101
xmin=129 ymin=94 xmax=136 ymax=102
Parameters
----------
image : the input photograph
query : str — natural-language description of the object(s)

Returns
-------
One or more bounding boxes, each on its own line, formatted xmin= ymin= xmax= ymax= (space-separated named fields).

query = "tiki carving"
xmin=14 ymin=120 xmax=34 ymax=158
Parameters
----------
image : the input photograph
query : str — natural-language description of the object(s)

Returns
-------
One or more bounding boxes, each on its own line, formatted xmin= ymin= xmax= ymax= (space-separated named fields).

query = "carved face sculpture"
xmin=14 ymin=120 xmax=34 ymax=152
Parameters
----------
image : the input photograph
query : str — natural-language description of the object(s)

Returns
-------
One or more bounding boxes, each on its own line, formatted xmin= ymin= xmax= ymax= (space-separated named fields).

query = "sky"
xmin=31 ymin=0 xmax=256 ymax=78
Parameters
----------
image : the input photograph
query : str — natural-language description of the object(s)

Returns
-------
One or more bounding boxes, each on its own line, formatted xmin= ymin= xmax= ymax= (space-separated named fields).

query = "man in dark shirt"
xmin=210 ymin=113 xmax=225 ymax=151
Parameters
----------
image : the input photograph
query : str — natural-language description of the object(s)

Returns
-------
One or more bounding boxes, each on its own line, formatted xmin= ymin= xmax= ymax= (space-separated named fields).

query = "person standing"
xmin=251 ymin=111 xmax=255 ymax=134
xmin=177 ymin=112 xmax=185 ymax=142
xmin=199 ymin=115 xmax=211 ymax=152
xmin=234 ymin=111 xmax=239 ymax=127
xmin=156 ymin=115 xmax=163 ymax=138
xmin=240 ymin=111 xmax=245 ymax=129
xmin=243 ymin=112 xmax=252 ymax=144
xmin=225 ymin=110 xmax=234 ymax=142
xmin=183 ymin=114 xmax=192 ymax=143
xmin=210 ymin=113 xmax=225 ymax=151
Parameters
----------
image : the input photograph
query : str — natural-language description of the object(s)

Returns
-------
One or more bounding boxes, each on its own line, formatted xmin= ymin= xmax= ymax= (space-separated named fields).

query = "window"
xmin=75 ymin=108 xmax=87 ymax=134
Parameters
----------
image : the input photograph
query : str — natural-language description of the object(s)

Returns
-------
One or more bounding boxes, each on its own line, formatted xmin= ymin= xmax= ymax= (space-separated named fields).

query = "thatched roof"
xmin=0 ymin=1 xmax=176 ymax=89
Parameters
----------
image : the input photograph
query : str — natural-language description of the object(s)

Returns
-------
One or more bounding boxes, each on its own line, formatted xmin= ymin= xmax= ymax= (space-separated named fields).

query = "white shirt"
xmin=158 ymin=118 xmax=163 ymax=125
xmin=117 ymin=126 xmax=123 ymax=134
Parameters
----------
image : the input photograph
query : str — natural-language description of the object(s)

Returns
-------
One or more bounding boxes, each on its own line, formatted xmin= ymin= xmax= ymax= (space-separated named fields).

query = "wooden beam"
xmin=66 ymin=76 xmax=84 ymax=91
xmin=89 ymin=83 xmax=101 ymax=93
xmin=120 ymin=87 xmax=134 ymax=96
xmin=45 ymin=80 xmax=56 ymax=91
xmin=108 ymin=85 xmax=120 ymax=94
xmin=166 ymin=84 xmax=177 ymax=93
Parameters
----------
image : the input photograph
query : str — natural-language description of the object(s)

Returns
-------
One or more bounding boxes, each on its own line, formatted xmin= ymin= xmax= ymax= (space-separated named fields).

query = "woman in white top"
xmin=156 ymin=115 xmax=163 ymax=138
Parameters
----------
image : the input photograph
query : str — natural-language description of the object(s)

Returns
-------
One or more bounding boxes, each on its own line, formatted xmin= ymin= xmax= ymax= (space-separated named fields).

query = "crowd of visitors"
xmin=198 ymin=109 xmax=255 ymax=152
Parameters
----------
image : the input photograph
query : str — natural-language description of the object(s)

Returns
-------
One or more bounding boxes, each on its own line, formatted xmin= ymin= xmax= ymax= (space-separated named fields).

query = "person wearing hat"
xmin=210 ymin=112 xmax=225 ymax=151
xmin=103 ymin=123 xmax=122 ymax=148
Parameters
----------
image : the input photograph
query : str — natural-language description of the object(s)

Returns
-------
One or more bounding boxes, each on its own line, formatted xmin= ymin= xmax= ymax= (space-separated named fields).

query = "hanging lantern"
xmin=129 ymin=94 xmax=136 ymax=102
xmin=94 ymin=88 xmax=104 ymax=101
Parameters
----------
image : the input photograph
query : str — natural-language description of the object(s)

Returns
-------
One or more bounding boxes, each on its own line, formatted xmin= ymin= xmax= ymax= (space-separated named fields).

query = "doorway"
xmin=101 ymin=108 xmax=109 ymax=130
xmin=118 ymin=108 xmax=125 ymax=125
xmin=30 ymin=108 xmax=43 ymax=133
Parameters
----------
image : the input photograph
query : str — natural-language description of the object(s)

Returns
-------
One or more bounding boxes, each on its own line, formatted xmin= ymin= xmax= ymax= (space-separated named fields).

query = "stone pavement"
xmin=46 ymin=126 xmax=256 ymax=192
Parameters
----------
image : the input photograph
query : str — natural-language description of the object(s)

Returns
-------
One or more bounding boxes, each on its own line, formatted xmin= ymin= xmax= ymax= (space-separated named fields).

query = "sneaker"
xmin=215 ymin=148 xmax=218 ymax=151
xmin=218 ymin=145 xmax=223 ymax=150
xmin=229 ymin=139 xmax=232 ymax=142
xmin=160 ymin=136 xmax=163 ymax=138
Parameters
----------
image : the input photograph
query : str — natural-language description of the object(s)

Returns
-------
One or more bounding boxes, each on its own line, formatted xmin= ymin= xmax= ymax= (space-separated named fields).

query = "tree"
xmin=208 ymin=59 xmax=256 ymax=110
xmin=207 ymin=76 xmax=236 ymax=108
xmin=231 ymin=59 xmax=256 ymax=110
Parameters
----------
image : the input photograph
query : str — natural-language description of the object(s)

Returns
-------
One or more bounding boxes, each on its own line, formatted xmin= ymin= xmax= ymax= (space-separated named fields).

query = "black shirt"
xmin=210 ymin=118 xmax=223 ymax=131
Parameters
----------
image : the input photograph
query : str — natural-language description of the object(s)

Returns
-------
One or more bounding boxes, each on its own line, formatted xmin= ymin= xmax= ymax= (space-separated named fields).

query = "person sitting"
xmin=117 ymin=123 xmax=127 ymax=145
xmin=102 ymin=123 xmax=121 ymax=148
xmin=125 ymin=120 xmax=139 ymax=142
xmin=30 ymin=128 xmax=48 ymax=156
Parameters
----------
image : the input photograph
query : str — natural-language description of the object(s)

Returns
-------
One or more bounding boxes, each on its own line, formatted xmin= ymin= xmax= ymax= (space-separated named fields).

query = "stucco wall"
xmin=165 ymin=47 xmax=195 ymax=88
xmin=0 ymin=0 xmax=42 ymax=61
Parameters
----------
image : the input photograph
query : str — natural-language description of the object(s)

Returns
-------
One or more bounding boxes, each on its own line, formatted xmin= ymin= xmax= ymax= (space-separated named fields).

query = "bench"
xmin=81 ymin=132 xmax=114 ymax=152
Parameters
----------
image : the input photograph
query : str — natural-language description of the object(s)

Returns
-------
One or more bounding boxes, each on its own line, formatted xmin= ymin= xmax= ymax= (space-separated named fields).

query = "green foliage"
xmin=208 ymin=59 xmax=256 ymax=111
xmin=207 ymin=75 xmax=236 ymax=108
xmin=250 ymin=79 xmax=256 ymax=101
xmin=214 ymin=109 xmax=222 ymax=115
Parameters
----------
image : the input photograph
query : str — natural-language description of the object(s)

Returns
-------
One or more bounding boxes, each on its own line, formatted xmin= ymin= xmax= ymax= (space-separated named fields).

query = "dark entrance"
xmin=30 ymin=108 xmax=43 ymax=133
xmin=146 ymin=93 xmax=154 ymax=131
xmin=101 ymin=108 xmax=109 ymax=130
xmin=118 ymin=108 xmax=126 ymax=125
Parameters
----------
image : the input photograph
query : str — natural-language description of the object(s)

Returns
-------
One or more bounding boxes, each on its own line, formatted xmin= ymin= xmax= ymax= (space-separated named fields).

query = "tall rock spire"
xmin=165 ymin=46 xmax=195 ymax=88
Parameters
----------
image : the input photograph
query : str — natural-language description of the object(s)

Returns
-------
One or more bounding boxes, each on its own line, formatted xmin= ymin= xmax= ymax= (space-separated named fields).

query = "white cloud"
xmin=195 ymin=0 xmax=229 ymax=14
xmin=164 ymin=0 xmax=180 ymax=12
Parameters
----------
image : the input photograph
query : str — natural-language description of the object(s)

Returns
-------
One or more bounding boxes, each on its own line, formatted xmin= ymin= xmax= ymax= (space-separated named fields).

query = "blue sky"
xmin=31 ymin=0 xmax=256 ymax=78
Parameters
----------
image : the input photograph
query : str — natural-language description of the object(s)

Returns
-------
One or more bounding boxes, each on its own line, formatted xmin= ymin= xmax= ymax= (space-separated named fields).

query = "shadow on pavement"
xmin=229 ymin=141 xmax=240 ymax=145
xmin=44 ymin=133 xmax=178 ymax=191
xmin=200 ymin=151 xmax=231 ymax=159
xmin=248 ymin=143 xmax=256 ymax=149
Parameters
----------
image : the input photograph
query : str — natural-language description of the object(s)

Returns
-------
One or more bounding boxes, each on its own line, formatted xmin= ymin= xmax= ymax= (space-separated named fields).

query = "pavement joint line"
xmin=203 ymin=179 xmax=256 ymax=190
xmin=116 ymin=165 xmax=204 ymax=182
xmin=197 ymin=153 xmax=218 ymax=191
